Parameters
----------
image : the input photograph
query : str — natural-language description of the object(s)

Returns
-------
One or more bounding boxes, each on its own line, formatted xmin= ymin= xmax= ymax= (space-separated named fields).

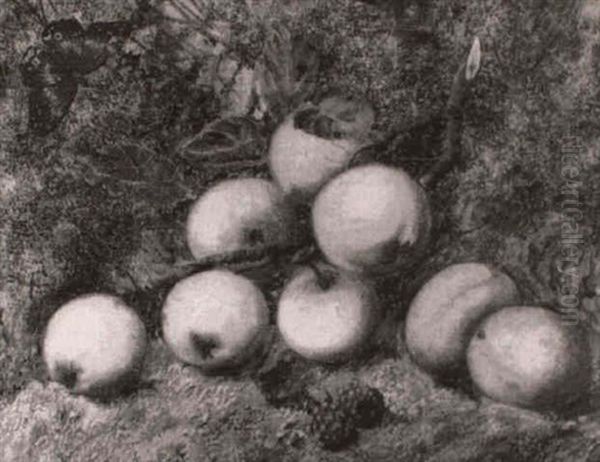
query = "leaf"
xmin=318 ymin=95 xmax=375 ymax=141
xmin=465 ymin=36 xmax=482 ymax=81
xmin=255 ymin=21 xmax=319 ymax=121
xmin=177 ymin=116 xmax=267 ymax=166
xmin=222 ymin=65 xmax=256 ymax=116
xmin=290 ymin=95 xmax=375 ymax=144
xmin=75 ymin=142 xmax=194 ymax=210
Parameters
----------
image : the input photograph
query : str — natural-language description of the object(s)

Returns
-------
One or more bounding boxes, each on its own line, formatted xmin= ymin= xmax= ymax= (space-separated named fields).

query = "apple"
xmin=405 ymin=263 xmax=520 ymax=378
xmin=467 ymin=306 xmax=592 ymax=411
xmin=312 ymin=163 xmax=431 ymax=275
xmin=276 ymin=264 xmax=379 ymax=363
xmin=42 ymin=294 xmax=147 ymax=398
xmin=268 ymin=97 xmax=374 ymax=201
xmin=186 ymin=177 xmax=295 ymax=260
xmin=161 ymin=269 xmax=270 ymax=373
xmin=268 ymin=112 xmax=360 ymax=200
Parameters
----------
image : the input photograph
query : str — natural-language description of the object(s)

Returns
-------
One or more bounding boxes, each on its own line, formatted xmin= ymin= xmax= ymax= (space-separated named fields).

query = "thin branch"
xmin=348 ymin=109 xmax=438 ymax=167
xmin=419 ymin=37 xmax=481 ymax=189
xmin=125 ymin=241 xmax=307 ymax=301
xmin=307 ymin=260 xmax=338 ymax=291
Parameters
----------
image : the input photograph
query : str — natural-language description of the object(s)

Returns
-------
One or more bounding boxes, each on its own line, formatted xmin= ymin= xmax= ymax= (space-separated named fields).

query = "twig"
xmin=175 ymin=242 xmax=303 ymax=273
xmin=418 ymin=36 xmax=481 ymax=189
xmin=348 ymin=114 xmax=429 ymax=168
xmin=36 ymin=0 xmax=47 ymax=24
xmin=307 ymin=260 xmax=338 ymax=290
xmin=123 ymin=241 xmax=308 ymax=306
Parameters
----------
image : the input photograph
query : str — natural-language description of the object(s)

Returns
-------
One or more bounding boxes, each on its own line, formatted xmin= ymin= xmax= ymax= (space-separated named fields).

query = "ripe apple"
xmin=312 ymin=163 xmax=431 ymax=275
xmin=276 ymin=264 xmax=380 ymax=363
xmin=268 ymin=97 xmax=374 ymax=201
xmin=186 ymin=178 xmax=295 ymax=260
xmin=161 ymin=269 xmax=270 ymax=373
xmin=467 ymin=306 xmax=592 ymax=411
xmin=268 ymin=113 xmax=361 ymax=200
xmin=42 ymin=294 xmax=147 ymax=398
xmin=405 ymin=263 xmax=520 ymax=378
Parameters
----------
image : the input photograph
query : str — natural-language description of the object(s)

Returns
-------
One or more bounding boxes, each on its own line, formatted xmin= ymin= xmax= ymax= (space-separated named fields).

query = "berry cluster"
xmin=306 ymin=382 xmax=386 ymax=451
xmin=254 ymin=356 xmax=386 ymax=452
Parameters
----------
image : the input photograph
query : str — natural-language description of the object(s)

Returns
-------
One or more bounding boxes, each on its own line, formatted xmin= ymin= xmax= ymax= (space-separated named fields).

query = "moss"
xmin=2 ymin=0 xmax=600 ymax=459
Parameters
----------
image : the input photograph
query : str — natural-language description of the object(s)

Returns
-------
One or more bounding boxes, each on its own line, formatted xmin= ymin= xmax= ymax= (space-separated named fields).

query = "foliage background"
xmin=2 ymin=0 xmax=600 ymax=459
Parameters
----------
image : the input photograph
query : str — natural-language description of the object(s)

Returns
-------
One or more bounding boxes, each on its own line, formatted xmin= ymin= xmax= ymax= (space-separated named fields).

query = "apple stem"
xmin=309 ymin=261 xmax=337 ymax=290
xmin=55 ymin=362 xmax=80 ymax=390
xmin=191 ymin=333 xmax=220 ymax=360
xmin=419 ymin=36 xmax=481 ymax=189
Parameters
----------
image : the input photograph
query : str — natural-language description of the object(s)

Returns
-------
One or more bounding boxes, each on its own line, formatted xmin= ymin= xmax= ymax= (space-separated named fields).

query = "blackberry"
xmin=308 ymin=393 xmax=358 ymax=451
xmin=304 ymin=382 xmax=387 ymax=451
xmin=253 ymin=346 xmax=312 ymax=410
xmin=354 ymin=386 xmax=386 ymax=428
xmin=334 ymin=382 xmax=387 ymax=429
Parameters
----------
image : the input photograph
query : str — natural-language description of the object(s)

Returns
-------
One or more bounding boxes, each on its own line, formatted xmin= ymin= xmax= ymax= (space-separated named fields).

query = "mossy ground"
xmin=2 ymin=0 xmax=600 ymax=460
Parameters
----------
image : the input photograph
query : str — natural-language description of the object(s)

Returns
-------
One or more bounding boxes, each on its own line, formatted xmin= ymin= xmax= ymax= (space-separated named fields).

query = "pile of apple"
xmin=41 ymin=92 xmax=434 ymax=398
xmin=40 ymin=38 xmax=593 ymax=414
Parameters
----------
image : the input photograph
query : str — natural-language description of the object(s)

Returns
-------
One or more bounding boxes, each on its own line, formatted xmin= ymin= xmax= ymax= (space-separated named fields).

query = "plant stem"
xmin=418 ymin=63 xmax=467 ymax=188
xmin=419 ymin=37 xmax=481 ymax=189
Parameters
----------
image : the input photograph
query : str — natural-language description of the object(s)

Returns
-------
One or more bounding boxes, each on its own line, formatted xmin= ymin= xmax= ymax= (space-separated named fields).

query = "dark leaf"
xmin=291 ymin=96 xmax=375 ymax=142
xmin=256 ymin=21 xmax=319 ymax=121
xmin=317 ymin=95 xmax=375 ymax=141
xmin=292 ymin=106 xmax=320 ymax=131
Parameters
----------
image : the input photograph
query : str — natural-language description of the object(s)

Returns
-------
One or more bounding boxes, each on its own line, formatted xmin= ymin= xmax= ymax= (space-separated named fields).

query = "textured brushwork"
xmin=2 ymin=0 xmax=600 ymax=460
